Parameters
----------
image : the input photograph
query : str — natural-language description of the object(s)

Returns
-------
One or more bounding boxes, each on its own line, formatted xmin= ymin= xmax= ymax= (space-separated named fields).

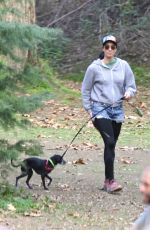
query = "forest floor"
xmin=0 ymin=81 xmax=150 ymax=230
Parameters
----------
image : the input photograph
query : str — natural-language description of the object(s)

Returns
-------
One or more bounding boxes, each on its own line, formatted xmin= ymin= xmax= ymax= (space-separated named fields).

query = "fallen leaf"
xmin=119 ymin=146 xmax=144 ymax=151
xmin=127 ymin=115 xmax=138 ymax=120
xmin=24 ymin=210 xmax=42 ymax=217
xmin=48 ymin=203 xmax=57 ymax=209
xmin=140 ymin=102 xmax=147 ymax=109
xmin=7 ymin=204 xmax=16 ymax=212
xmin=120 ymin=157 xmax=134 ymax=164
xmin=68 ymin=212 xmax=80 ymax=218
xmin=58 ymin=184 xmax=70 ymax=191
xmin=120 ymin=146 xmax=131 ymax=151
xmin=73 ymin=158 xmax=87 ymax=165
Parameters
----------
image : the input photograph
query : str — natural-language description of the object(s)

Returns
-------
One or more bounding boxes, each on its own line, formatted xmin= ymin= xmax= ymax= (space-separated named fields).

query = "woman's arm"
xmin=124 ymin=61 xmax=136 ymax=100
xmin=81 ymin=65 xmax=95 ymax=113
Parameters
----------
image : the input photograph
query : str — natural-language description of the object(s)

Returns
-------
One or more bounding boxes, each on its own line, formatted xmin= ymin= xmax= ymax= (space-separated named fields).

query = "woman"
xmin=82 ymin=35 xmax=136 ymax=193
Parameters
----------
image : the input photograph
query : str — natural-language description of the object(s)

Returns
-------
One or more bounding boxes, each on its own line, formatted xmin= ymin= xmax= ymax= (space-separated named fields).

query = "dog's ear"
xmin=55 ymin=155 xmax=66 ymax=164
xmin=51 ymin=154 xmax=63 ymax=164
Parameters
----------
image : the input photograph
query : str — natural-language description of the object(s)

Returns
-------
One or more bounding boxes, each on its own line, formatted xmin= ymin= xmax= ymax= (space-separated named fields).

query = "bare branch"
xmin=54 ymin=0 xmax=68 ymax=21
xmin=47 ymin=0 xmax=96 ymax=27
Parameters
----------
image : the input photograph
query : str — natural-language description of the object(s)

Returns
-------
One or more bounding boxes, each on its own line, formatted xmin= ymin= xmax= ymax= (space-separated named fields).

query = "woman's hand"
xmin=88 ymin=110 xmax=95 ymax=123
xmin=124 ymin=92 xmax=131 ymax=101
xmin=88 ymin=110 xmax=93 ymax=118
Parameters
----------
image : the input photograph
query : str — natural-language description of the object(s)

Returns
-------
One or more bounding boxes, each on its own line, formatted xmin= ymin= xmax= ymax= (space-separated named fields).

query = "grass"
xmin=0 ymin=183 xmax=85 ymax=219
xmin=133 ymin=66 xmax=150 ymax=87
xmin=63 ymin=66 xmax=150 ymax=87
xmin=0 ymin=183 xmax=38 ymax=213
xmin=63 ymin=72 xmax=84 ymax=82
xmin=15 ymin=93 xmax=53 ymax=113
xmin=0 ymin=120 xmax=150 ymax=149
xmin=119 ymin=124 xmax=150 ymax=148
xmin=22 ymin=61 xmax=80 ymax=106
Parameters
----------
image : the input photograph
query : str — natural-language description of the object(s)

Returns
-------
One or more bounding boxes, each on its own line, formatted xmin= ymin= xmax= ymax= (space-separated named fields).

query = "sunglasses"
xmin=104 ymin=44 xmax=116 ymax=50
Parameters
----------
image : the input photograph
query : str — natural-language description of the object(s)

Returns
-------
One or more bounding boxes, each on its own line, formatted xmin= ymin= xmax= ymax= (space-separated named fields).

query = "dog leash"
xmin=61 ymin=97 xmax=125 ymax=158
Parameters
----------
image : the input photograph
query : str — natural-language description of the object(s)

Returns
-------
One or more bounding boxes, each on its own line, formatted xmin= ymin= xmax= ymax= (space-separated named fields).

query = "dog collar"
xmin=48 ymin=159 xmax=55 ymax=168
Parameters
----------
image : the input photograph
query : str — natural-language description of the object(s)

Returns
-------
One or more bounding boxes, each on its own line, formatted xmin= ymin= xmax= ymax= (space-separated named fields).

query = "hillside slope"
xmin=36 ymin=0 xmax=150 ymax=72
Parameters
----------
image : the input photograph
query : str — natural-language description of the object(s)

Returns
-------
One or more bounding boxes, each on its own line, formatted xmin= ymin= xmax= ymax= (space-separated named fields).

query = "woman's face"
xmin=103 ymin=42 xmax=117 ymax=59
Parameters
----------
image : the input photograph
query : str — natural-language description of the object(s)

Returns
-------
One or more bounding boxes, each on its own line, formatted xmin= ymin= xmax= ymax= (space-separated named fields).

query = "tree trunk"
xmin=0 ymin=0 xmax=36 ymax=70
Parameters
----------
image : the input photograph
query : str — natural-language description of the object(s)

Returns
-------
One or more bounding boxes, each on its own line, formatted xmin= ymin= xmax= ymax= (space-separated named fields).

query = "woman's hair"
xmin=99 ymin=51 xmax=104 ymax=60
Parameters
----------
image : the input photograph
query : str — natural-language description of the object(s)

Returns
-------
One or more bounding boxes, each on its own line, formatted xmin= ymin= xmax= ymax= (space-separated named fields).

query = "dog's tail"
xmin=11 ymin=159 xmax=21 ymax=168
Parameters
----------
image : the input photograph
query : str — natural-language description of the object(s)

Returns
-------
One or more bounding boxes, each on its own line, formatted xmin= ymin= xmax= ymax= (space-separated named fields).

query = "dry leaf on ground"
xmin=68 ymin=212 xmax=80 ymax=218
xmin=72 ymin=158 xmax=87 ymax=165
xmin=24 ymin=210 xmax=42 ymax=217
xmin=58 ymin=184 xmax=70 ymax=191
xmin=120 ymin=157 xmax=134 ymax=164
xmin=140 ymin=102 xmax=147 ymax=109
xmin=7 ymin=204 xmax=16 ymax=212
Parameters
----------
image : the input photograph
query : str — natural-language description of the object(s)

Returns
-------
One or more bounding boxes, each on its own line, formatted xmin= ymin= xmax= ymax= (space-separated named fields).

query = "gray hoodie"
xmin=81 ymin=58 xmax=136 ymax=111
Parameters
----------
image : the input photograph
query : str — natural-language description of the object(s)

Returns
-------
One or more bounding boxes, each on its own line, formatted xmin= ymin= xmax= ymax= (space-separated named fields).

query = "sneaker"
xmin=107 ymin=180 xmax=123 ymax=193
xmin=102 ymin=179 xmax=110 ymax=191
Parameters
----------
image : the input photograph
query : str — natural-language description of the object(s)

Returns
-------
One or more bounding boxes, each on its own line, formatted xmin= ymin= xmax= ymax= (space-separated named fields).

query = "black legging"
xmin=93 ymin=118 xmax=122 ymax=180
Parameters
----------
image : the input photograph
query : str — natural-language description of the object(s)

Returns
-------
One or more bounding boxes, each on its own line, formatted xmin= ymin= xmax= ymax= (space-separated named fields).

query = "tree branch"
xmin=47 ymin=0 xmax=96 ymax=27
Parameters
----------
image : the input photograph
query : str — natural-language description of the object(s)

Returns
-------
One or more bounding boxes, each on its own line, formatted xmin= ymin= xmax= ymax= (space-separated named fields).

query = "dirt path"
xmin=1 ymin=86 xmax=150 ymax=230
xmin=1 ymin=145 xmax=150 ymax=230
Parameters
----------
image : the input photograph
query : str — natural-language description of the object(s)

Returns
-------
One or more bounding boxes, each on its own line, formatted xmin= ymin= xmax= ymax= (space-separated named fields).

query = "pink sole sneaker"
xmin=102 ymin=180 xmax=123 ymax=193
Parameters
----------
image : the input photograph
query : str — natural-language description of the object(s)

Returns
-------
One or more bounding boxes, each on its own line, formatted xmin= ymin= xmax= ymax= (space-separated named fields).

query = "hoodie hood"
xmin=91 ymin=58 xmax=121 ymax=69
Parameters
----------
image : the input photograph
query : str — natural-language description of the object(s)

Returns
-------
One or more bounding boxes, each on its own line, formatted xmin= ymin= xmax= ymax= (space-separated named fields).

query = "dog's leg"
xmin=16 ymin=172 xmax=27 ymax=187
xmin=45 ymin=175 xmax=52 ymax=186
xmin=26 ymin=169 xmax=33 ymax=189
xmin=41 ymin=175 xmax=48 ymax=190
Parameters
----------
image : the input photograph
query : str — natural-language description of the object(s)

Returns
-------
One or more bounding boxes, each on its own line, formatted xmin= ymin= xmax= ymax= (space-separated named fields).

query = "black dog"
xmin=11 ymin=155 xmax=66 ymax=190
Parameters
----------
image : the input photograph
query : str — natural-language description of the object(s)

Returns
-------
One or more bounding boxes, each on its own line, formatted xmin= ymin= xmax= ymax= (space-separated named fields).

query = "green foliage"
xmin=0 ymin=3 xmax=67 ymax=66
xmin=0 ymin=0 xmax=22 ymax=20
xmin=0 ymin=139 xmax=43 ymax=162
xmin=0 ymin=21 xmax=65 ymax=62
xmin=64 ymin=66 xmax=150 ymax=87
xmin=0 ymin=1 xmax=72 ymax=168
xmin=12 ymin=140 xmax=43 ymax=156
xmin=38 ymin=30 xmax=68 ymax=66
xmin=133 ymin=66 xmax=150 ymax=87
xmin=13 ymin=93 xmax=52 ymax=113
xmin=120 ymin=0 xmax=137 ymax=25
xmin=0 ymin=183 xmax=38 ymax=213
xmin=0 ymin=139 xmax=43 ymax=179
xmin=0 ymin=98 xmax=16 ymax=128
xmin=0 ymin=1 xmax=66 ymax=62
xmin=0 ymin=140 xmax=19 ymax=162
xmin=0 ymin=0 xmax=65 ymax=130
xmin=20 ymin=62 xmax=55 ymax=93
xmin=0 ymin=64 xmax=53 ymax=129
xmin=0 ymin=1 xmax=68 ymax=167
xmin=63 ymin=72 xmax=84 ymax=82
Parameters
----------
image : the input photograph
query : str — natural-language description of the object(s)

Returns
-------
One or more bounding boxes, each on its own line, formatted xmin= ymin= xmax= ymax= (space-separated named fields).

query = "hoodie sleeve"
xmin=124 ymin=61 xmax=136 ymax=97
xmin=81 ymin=65 xmax=95 ymax=111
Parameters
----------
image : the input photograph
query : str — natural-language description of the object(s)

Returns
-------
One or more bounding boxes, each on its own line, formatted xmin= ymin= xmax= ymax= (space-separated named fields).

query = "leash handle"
xmin=61 ymin=97 xmax=124 ymax=158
